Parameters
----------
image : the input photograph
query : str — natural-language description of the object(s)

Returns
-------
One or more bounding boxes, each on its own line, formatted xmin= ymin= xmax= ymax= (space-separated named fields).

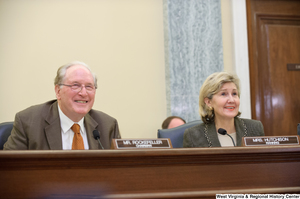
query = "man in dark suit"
xmin=4 ymin=61 xmax=120 ymax=150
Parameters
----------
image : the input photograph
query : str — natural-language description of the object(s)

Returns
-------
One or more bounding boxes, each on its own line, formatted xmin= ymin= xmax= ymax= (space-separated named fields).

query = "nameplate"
xmin=111 ymin=138 xmax=173 ymax=149
xmin=242 ymin=135 xmax=300 ymax=146
xmin=287 ymin=63 xmax=300 ymax=71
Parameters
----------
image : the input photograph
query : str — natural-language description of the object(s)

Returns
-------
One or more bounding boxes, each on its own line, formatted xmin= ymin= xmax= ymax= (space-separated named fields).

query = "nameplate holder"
xmin=111 ymin=138 xmax=173 ymax=149
xmin=242 ymin=135 xmax=300 ymax=147
xmin=287 ymin=63 xmax=300 ymax=71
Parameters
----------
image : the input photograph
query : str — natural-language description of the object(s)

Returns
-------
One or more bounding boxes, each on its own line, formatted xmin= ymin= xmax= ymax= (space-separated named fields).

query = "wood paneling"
xmin=0 ymin=147 xmax=300 ymax=199
xmin=247 ymin=0 xmax=300 ymax=136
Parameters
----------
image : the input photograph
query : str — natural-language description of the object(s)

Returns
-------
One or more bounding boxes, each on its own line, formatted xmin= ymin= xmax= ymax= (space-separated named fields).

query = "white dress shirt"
xmin=58 ymin=106 xmax=89 ymax=150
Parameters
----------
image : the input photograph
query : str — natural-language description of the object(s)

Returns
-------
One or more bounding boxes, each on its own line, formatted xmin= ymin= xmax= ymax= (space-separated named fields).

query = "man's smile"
xmin=75 ymin=100 xmax=88 ymax=104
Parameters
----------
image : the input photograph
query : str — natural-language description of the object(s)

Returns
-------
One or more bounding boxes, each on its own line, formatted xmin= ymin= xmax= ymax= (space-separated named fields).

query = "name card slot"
xmin=111 ymin=138 xmax=173 ymax=149
xmin=242 ymin=135 xmax=300 ymax=146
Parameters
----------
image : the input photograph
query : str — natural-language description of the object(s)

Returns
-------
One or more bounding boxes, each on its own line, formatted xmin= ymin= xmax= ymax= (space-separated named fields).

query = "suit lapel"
xmin=209 ymin=118 xmax=243 ymax=147
xmin=44 ymin=101 xmax=63 ymax=150
xmin=207 ymin=123 xmax=222 ymax=147
xmin=43 ymin=101 xmax=100 ymax=150
xmin=84 ymin=113 xmax=99 ymax=149
xmin=234 ymin=117 xmax=244 ymax=146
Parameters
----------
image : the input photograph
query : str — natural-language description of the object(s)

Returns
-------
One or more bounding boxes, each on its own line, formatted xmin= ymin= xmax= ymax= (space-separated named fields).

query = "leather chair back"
xmin=0 ymin=122 xmax=13 ymax=149
xmin=157 ymin=120 xmax=202 ymax=148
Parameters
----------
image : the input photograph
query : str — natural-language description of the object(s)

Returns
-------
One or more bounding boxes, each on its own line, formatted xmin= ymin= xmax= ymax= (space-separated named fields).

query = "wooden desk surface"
xmin=1 ymin=146 xmax=300 ymax=199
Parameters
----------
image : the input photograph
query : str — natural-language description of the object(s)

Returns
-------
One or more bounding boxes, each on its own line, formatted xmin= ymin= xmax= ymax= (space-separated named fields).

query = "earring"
xmin=209 ymin=106 xmax=213 ymax=111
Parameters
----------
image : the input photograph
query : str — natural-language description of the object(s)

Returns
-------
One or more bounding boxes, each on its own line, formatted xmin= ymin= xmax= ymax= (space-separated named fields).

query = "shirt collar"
xmin=58 ymin=105 xmax=85 ymax=134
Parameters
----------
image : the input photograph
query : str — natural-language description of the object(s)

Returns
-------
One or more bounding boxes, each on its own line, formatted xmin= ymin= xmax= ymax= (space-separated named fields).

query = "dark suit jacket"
xmin=183 ymin=117 xmax=264 ymax=147
xmin=4 ymin=100 xmax=121 ymax=150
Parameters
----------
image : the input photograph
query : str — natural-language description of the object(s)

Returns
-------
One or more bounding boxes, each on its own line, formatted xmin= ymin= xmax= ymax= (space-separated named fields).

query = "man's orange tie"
xmin=71 ymin=124 xmax=84 ymax=150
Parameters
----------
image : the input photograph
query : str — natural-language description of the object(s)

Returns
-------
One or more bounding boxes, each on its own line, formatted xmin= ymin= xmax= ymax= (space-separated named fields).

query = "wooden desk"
xmin=0 ymin=146 xmax=300 ymax=199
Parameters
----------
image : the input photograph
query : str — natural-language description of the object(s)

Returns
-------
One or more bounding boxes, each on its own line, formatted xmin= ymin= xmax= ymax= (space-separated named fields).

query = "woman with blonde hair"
xmin=183 ymin=72 xmax=264 ymax=147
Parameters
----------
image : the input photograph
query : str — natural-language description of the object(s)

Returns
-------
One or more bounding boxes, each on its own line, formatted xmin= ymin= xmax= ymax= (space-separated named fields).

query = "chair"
xmin=0 ymin=122 xmax=13 ymax=150
xmin=157 ymin=120 xmax=202 ymax=148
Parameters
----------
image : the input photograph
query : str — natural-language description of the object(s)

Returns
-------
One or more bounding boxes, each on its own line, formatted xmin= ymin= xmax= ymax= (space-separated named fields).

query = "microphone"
xmin=93 ymin=130 xmax=104 ymax=149
xmin=217 ymin=128 xmax=236 ymax=147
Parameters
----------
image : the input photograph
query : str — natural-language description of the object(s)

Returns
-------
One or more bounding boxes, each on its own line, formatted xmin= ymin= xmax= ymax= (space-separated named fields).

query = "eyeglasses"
xmin=59 ymin=84 xmax=96 ymax=92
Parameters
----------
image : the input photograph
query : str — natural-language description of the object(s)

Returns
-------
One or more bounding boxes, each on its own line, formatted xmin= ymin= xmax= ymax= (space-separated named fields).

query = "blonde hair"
xmin=199 ymin=72 xmax=241 ymax=123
